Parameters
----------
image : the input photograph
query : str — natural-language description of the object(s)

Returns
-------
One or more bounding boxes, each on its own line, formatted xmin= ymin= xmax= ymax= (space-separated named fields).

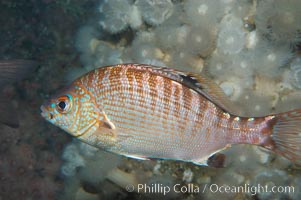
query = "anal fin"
xmin=124 ymin=154 xmax=150 ymax=161
xmin=191 ymin=153 xmax=226 ymax=168
xmin=207 ymin=153 xmax=226 ymax=168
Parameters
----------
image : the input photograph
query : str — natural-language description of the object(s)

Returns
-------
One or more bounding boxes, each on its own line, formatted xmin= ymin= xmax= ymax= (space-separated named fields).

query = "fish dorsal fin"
xmin=183 ymin=72 xmax=241 ymax=116
xmin=129 ymin=64 xmax=188 ymax=82
xmin=131 ymin=64 xmax=241 ymax=116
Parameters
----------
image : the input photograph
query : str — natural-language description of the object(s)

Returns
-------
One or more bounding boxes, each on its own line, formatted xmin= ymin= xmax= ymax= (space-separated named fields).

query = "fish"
xmin=0 ymin=59 xmax=37 ymax=128
xmin=40 ymin=64 xmax=301 ymax=167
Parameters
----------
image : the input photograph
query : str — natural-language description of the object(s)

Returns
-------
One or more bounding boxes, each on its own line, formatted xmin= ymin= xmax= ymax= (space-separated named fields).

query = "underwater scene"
xmin=1 ymin=0 xmax=301 ymax=199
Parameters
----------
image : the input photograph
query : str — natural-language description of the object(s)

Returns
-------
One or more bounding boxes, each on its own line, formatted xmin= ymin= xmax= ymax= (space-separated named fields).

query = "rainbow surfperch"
xmin=41 ymin=64 xmax=301 ymax=167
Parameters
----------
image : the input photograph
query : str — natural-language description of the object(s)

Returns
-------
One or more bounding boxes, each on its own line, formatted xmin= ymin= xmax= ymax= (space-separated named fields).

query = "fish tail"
xmin=0 ymin=59 xmax=37 ymax=128
xmin=260 ymin=109 xmax=301 ymax=165
xmin=0 ymin=59 xmax=37 ymax=85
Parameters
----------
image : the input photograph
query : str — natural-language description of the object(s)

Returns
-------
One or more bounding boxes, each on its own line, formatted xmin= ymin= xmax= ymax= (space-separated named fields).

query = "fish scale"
xmin=41 ymin=64 xmax=301 ymax=166
xmin=102 ymin=68 xmax=193 ymax=131
xmin=77 ymin=65 xmax=260 ymax=161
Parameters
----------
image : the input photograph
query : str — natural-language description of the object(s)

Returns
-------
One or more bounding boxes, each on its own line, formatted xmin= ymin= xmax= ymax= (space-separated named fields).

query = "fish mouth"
xmin=40 ymin=105 xmax=53 ymax=120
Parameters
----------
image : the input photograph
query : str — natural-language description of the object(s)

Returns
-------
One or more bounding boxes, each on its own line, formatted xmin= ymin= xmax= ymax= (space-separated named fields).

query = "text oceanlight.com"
xmin=126 ymin=183 xmax=295 ymax=196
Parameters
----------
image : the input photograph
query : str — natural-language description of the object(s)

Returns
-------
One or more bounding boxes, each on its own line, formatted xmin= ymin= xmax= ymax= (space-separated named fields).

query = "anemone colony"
xmin=75 ymin=0 xmax=301 ymax=115
xmin=63 ymin=0 xmax=301 ymax=199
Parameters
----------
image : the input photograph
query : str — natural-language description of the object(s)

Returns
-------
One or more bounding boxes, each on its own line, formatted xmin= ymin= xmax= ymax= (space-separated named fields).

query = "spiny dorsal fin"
xmin=129 ymin=64 xmax=242 ymax=116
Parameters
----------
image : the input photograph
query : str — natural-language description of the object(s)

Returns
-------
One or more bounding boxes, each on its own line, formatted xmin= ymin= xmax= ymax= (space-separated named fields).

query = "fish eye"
xmin=56 ymin=95 xmax=72 ymax=113
xmin=58 ymin=101 xmax=66 ymax=110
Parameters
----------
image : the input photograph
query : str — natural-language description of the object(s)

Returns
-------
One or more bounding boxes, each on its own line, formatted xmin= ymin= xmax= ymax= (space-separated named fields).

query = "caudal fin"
xmin=0 ymin=59 xmax=37 ymax=85
xmin=262 ymin=109 xmax=301 ymax=166
xmin=0 ymin=59 xmax=37 ymax=128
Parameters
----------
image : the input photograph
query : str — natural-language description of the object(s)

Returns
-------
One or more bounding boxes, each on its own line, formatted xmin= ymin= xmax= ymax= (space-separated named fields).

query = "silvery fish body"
xmin=41 ymin=64 xmax=301 ymax=166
